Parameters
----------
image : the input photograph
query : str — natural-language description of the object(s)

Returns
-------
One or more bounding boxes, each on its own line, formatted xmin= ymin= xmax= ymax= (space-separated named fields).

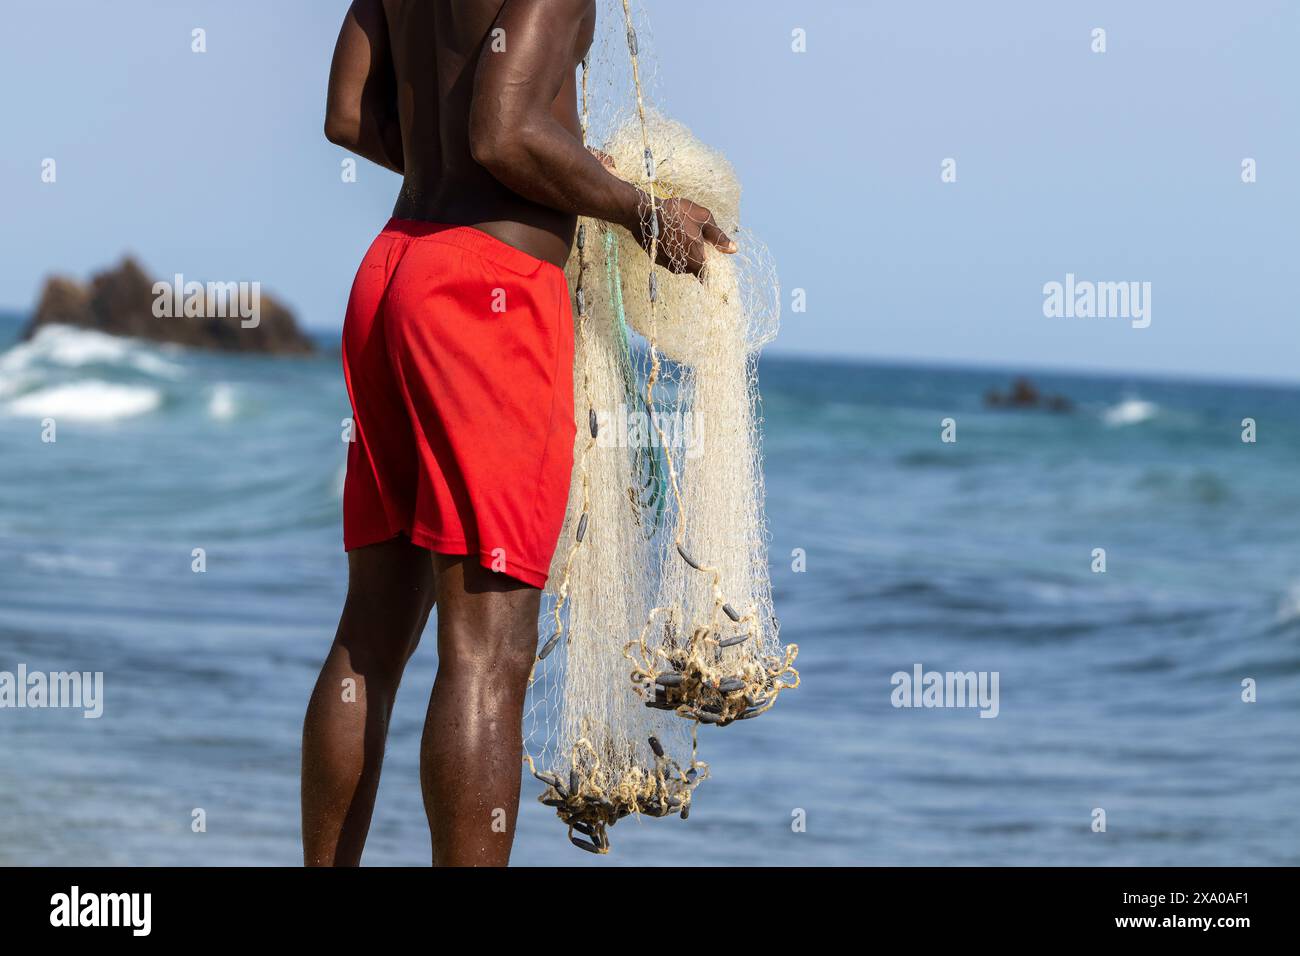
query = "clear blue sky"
xmin=1 ymin=1 xmax=1296 ymax=381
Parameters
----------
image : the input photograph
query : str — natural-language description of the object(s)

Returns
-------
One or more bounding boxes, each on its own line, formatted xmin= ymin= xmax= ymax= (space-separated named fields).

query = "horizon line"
xmin=1 ymin=309 xmax=1296 ymax=392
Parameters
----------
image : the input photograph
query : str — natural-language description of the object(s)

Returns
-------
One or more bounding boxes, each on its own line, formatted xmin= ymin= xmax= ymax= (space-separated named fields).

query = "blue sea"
xmin=1 ymin=314 xmax=1297 ymax=866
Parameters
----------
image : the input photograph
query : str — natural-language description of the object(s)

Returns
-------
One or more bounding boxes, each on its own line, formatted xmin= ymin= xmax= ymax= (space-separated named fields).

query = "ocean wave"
xmin=208 ymin=383 xmax=238 ymax=421
xmin=0 ymin=324 xmax=183 ymax=380
xmin=0 ymin=371 xmax=34 ymax=400
xmin=1133 ymin=468 xmax=1231 ymax=503
xmin=1102 ymin=397 xmax=1159 ymax=426
xmin=24 ymin=552 xmax=120 ymax=577
xmin=896 ymin=449 xmax=974 ymax=469
xmin=1278 ymin=582 xmax=1300 ymax=625
xmin=3 ymin=381 xmax=162 ymax=421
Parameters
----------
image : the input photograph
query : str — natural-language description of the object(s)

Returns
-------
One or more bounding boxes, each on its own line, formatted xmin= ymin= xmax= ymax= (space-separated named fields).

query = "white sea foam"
xmin=4 ymin=381 xmax=162 ymax=421
xmin=25 ymin=552 xmax=120 ymax=577
xmin=208 ymin=383 xmax=237 ymax=421
xmin=1277 ymin=582 xmax=1300 ymax=625
xmin=0 ymin=372 xmax=34 ymax=400
xmin=1103 ymin=398 xmax=1159 ymax=427
xmin=0 ymin=324 xmax=183 ymax=379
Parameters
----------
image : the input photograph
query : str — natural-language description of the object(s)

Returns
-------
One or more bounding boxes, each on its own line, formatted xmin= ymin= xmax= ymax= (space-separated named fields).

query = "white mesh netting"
xmin=522 ymin=0 xmax=798 ymax=855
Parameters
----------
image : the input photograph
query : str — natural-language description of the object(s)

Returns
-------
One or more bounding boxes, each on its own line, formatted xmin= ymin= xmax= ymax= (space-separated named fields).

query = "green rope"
xmin=604 ymin=230 xmax=667 ymax=531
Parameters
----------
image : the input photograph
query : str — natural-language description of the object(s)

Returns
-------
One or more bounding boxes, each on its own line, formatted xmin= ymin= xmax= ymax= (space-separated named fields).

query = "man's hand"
xmin=632 ymin=196 xmax=737 ymax=277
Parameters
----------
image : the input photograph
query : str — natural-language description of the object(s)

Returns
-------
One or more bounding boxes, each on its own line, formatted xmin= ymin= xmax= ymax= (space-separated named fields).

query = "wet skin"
xmin=305 ymin=0 xmax=734 ymax=866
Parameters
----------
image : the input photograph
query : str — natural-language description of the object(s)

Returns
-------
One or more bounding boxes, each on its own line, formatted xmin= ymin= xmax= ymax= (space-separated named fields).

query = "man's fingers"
xmin=701 ymin=216 xmax=737 ymax=254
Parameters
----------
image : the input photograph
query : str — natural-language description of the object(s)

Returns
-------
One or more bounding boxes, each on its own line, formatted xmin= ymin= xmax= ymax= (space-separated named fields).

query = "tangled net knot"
xmin=526 ymin=735 xmax=709 ymax=854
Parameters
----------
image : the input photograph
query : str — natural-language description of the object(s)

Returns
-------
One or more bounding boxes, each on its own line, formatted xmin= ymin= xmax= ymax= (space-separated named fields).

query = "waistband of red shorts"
xmin=380 ymin=218 xmax=563 ymax=277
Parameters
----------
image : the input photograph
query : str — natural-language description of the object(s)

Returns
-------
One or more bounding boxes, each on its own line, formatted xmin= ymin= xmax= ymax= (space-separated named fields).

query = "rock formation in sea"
xmin=23 ymin=257 xmax=315 ymax=355
xmin=984 ymin=376 xmax=1073 ymax=413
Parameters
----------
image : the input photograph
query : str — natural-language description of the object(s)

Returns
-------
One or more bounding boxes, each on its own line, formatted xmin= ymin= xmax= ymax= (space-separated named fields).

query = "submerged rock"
xmin=23 ymin=257 xmax=315 ymax=355
xmin=984 ymin=377 xmax=1072 ymax=413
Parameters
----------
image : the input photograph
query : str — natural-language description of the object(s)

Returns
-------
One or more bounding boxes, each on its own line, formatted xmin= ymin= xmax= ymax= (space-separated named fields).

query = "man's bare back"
xmin=326 ymin=0 xmax=732 ymax=273
xmin=382 ymin=0 xmax=593 ymax=267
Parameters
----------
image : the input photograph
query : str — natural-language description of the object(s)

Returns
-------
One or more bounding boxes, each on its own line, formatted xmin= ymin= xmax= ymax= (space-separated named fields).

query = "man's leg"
xmin=421 ymin=555 xmax=541 ymax=866
xmin=302 ymin=535 xmax=436 ymax=866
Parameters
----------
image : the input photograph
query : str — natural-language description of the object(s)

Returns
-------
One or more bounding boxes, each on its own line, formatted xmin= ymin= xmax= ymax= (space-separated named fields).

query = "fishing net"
xmin=522 ymin=0 xmax=799 ymax=855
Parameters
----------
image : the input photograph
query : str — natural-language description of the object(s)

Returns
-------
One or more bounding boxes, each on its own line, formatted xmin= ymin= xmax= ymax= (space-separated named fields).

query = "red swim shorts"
xmin=341 ymin=219 xmax=575 ymax=589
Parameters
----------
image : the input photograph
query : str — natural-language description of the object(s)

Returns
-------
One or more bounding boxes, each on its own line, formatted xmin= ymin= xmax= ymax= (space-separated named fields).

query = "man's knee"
xmin=435 ymin=564 xmax=540 ymax=682
xmin=337 ymin=556 xmax=434 ymax=679
xmin=440 ymin=596 xmax=537 ymax=659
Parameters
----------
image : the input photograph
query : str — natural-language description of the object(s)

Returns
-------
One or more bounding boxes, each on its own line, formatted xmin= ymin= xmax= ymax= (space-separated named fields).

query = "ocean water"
xmin=1 ymin=314 xmax=1297 ymax=866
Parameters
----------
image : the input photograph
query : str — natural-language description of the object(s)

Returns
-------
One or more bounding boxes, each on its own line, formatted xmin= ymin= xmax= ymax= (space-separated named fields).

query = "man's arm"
xmin=325 ymin=0 xmax=404 ymax=174
xmin=469 ymin=0 xmax=734 ymax=275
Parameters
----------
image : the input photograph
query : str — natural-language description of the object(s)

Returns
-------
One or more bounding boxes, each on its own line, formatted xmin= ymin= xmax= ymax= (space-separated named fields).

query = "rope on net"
xmin=615 ymin=0 xmax=799 ymax=733
xmin=522 ymin=0 xmax=797 ymax=855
